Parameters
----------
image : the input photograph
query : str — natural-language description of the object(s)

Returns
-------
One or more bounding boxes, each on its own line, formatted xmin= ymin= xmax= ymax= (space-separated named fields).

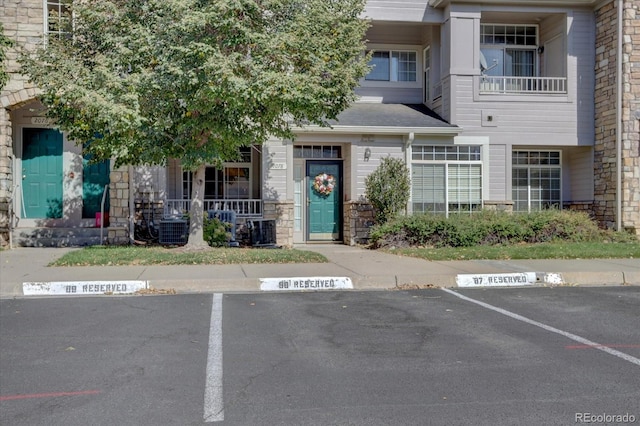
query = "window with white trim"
xmin=182 ymin=147 xmax=252 ymax=200
xmin=46 ymin=1 xmax=72 ymax=39
xmin=423 ymin=46 xmax=431 ymax=102
xmin=412 ymin=145 xmax=483 ymax=215
xmin=512 ymin=150 xmax=561 ymax=212
xmin=365 ymin=50 xmax=417 ymax=82
xmin=480 ymin=24 xmax=537 ymax=77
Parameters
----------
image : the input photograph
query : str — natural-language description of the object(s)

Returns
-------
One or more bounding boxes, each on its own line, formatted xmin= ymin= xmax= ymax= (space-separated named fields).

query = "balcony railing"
xmin=479 ymin=76 xmax=567 ymax=94
xmin=164 ymin=199 xmax=263 ymax=218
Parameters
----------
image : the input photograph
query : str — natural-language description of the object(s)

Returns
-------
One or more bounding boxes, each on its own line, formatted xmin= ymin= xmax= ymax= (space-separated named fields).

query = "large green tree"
xmin=19 ymin=0 xmax=370 ymax=248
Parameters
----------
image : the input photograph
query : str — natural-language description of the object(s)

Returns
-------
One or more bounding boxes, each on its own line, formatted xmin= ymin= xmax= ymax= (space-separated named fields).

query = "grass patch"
xmin=385 ymin=241 xmax=640 ymax=261
xmin=50 ymin=246 xmax=328 ymax=266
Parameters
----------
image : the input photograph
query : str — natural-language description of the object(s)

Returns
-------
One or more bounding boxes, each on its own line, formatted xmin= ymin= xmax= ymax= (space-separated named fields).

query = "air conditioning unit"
xmin=159 ymin=219 xmax=188 ymax=245
xmin=248 ymin=219 xmax=277 ymax=246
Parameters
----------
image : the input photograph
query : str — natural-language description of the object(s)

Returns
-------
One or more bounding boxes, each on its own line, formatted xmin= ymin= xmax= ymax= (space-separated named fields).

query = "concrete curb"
xmin=561 ymin=272 xmax=628 ymax=286
xmin=624 ymin=271 xmax=640 ymax=285
xmin=12 ymin=271 xmax=638 ymax=299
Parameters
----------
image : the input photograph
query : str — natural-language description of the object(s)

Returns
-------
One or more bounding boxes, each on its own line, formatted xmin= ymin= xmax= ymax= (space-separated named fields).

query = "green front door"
xmin=82 ymin=154 xmax=110 ymax=218
xmin=22 ymin=128 xmax=63 ymax=218
xmin=307 ymin=161 xmax=341 ymax=241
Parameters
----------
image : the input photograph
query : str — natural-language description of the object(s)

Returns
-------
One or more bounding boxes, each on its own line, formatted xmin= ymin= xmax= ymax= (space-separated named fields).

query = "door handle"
xmin=307 ymin=197 xmax=310 ymax=206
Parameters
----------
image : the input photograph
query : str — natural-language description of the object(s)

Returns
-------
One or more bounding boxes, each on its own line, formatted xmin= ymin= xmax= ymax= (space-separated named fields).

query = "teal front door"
xmin=82 ymin=154 xmax=110 ymax=218
xmin=22 ymin=128 xmax=63 ymax=218
xmin=307 ymin=161 xmax=342 ymax=241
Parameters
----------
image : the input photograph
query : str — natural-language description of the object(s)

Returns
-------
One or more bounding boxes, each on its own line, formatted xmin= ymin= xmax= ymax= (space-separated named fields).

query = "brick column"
xmin=0 ymin=108 xmax=12 ymax=247
xmin=262 ymin=200 xmax=293 ymax=247
xmin=344 ymin=201 xmax=375 ymax=246
xmin=107 ymin=167 xmax=131 ymax=245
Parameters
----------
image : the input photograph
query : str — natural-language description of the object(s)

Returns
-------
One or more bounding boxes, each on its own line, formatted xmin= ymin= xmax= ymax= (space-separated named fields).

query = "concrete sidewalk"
xmin=1 ymin=245 xmax=639 ymax=298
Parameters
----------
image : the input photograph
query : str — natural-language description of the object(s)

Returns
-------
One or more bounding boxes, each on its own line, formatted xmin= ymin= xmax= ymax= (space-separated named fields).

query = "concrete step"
xmin=11 ymin=227 xmax=105 ymax=247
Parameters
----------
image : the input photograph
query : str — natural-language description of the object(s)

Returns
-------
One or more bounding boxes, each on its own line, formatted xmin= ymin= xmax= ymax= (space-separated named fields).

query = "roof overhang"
xmin=291 ymin=103 xmax=461 ymax=137
xmin=430 ymin=0 xmax=604 ymax=7
xmin=293 ymin=125 xmax=461 ymax=136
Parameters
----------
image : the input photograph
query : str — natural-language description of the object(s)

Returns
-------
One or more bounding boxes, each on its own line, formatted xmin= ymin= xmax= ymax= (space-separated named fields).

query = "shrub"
xmin=203 ymin=217 xmax=232 ymax=247
xmin=365 ymin=157 xmax=411 ymax=224
xmin=369 ymin=209 xmax=609 ymax=248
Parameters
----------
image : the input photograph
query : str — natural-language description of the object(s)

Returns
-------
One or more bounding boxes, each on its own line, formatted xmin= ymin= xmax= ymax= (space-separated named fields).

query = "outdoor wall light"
xmin=364 ymin=147 xmax=371 ymax=161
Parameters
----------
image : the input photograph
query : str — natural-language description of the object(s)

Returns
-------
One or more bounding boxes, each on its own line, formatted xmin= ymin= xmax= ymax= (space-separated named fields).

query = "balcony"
xmin=479 ymin=76 xmax=567 ymax=95
xmin=164 ymin=199 xmax=263 ymax=218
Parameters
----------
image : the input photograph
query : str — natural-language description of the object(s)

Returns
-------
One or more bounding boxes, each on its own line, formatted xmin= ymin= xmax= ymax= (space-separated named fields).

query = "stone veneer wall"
xmin=344 ymin=201 xmax=375 ymax=246
xmin=621 ymin=0 xmax=640 ymax=236
xmin=483 ymin=200 xmax=514 ymax=213
xmin=0 ymin=108 xmax=11 ymax=246
xmin=262 ymin=200 xmax=293 ymax=247
xmin=1 ymin=1 xmax=135 ymax=246
xmin=1 ymin=0 xmax=46 ymax=247
xmin=107 ymin=167 xmax=131 ymax=245
xmin=594 ymin=1 xmax=618 ymax=229
xmin=594 ymin=0 xmax=640 ymax=236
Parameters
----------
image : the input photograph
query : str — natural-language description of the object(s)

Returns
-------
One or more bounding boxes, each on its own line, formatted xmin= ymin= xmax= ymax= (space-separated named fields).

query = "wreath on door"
xmin=312 ymin=173 xmax=336 ymax=197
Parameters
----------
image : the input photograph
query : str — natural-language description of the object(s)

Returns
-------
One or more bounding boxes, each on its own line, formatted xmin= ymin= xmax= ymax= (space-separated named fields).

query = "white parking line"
xmin=441 ymin=288 xmax=640 ymax=368
xmin=204 ymin=293 xmax=224 ymax=422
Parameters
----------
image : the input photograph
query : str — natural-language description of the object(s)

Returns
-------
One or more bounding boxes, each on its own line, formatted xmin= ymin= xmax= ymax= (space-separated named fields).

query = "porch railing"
xmin=164 ymin=199 xmax=263 ymax=218
xmin=479 ymin=76 xmax=567 ymax=94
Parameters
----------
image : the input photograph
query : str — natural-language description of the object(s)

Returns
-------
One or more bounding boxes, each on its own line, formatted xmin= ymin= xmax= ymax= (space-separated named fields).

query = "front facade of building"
xmin=1 ymin=0 xmax=638 ymax=247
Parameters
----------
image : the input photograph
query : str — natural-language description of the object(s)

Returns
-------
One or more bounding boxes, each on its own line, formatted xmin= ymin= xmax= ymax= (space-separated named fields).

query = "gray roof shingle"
xmin=328 ymin=103 xmax=457 ymax=129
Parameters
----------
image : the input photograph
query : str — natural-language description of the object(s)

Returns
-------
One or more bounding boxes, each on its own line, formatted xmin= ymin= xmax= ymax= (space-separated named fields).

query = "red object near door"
xmin=95 ymin=212 xmax=109 ymax=227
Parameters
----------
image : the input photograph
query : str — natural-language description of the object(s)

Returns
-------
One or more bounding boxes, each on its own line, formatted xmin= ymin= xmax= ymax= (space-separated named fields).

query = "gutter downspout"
xmin=405 ymin=132 xmax=415 ymax=216
xmin=616 ymin=0 xmax=623 ymax=231
xmin=129 ymin=165 xmax=135 ymax=245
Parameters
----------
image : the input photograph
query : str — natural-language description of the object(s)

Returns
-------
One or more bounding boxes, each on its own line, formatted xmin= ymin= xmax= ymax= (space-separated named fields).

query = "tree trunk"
xmin=185 ymin=164 xmax=210 ymax=249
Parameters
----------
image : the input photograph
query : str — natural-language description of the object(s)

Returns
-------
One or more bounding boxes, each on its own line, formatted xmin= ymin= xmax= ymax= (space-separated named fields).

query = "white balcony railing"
xmin=164 ymin=199 xmax=263 ymax=218
xmin=479 ymin=76 xmax=567 ymax=94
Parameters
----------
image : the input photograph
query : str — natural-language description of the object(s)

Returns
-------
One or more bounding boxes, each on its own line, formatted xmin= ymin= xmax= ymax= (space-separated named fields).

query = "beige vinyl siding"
xmin=440 ymin=77 xmax=452 ymax=122
xmin=453 ymin=75 xmax=584 ymax=146
xmin=488 ymin=144 xmax=508 ymax=200
xmin=262 ymin=139 xmax=288 ymax=201
xmin=366 ymin=23 xmax=430 ymax=45
xmin=564 ymin=146 xmax=594 ymax=202
xmin=539 ymin=13 xmax=566 ymax=79
xmin=167 ymin=159 xmax=179 ymax=199
xmin=355 ymin=137 xmax=405 ymax=196
xmin=355 ymin=87 xmax=423 ymax=104
xmin=448 ymin=11 xmax=595 ymax=147
xmin=569 ymin=10 xmax=596 ymax=145
xmin=364 ymin=0 xmax=442 ymax=23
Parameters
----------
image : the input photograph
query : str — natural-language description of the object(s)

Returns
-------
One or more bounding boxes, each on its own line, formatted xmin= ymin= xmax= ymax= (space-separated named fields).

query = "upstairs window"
xmin=480 ymin=25 xmax=537 ymax=77
xmin=423 ymin=46 xmax=431 ymax=102
xmin=365 ymin=50 xmax=417 ymax=82
xmin=46 ymin=1 xmax=72 ymax=39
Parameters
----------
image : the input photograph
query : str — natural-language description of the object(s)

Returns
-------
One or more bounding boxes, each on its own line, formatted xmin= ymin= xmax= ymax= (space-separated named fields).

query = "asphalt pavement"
xmin=2 ymin=288 xmax=639 ymax=425
xmin=1 ymin=245 xmax=639 ymax=298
